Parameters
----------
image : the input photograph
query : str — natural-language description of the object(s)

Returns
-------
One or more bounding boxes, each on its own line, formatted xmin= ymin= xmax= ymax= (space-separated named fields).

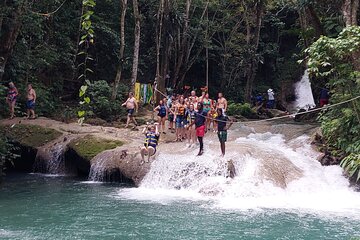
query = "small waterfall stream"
xmin=89 ymin=156 xmax=108 ymax=181
xmin=33 ymin=136 xmax=75 ymax=175
xmin=46 ymin=143 xmax=66 ymax=174
xmin=293 ymin=70 xmax=316 ymax=110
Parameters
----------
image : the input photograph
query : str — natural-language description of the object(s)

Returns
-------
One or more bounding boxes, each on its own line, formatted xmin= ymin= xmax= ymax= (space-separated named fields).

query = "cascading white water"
xmin=118 ymin=132 xmax=360 ymax=213
xmin=34 ymin=142 xmax=67 ymax=175
xmin=293 ymin=70 xmax=316 ymax=110
xmin=89 ymin=156 xmax=108 ymax=181
xmin=47 ymin=143 xmax=66 ymax=174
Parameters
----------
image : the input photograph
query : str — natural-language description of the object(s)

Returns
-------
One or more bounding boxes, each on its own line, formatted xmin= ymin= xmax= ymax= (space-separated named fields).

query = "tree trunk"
xmin=155 ymin=0 xmax=165 ymax=102
xmin=111 ymin=0 xmax=128 ymax=100
xmin=342 ymin=0 xmax=360 ymax=70
xmin=244 ymin=0 xmax=264 ymax=102
xmin=175 ymin=1 xmax=209 ymax=89
xmin=342 ymin=0 xmax=359 ymax=26
xmin=0 ymin=0 xmax=8 ymax=33
xmin=305 ymin=5 xmax=324 ymax=38
xmin=0 ymin=0 xmax=26 ymax=82
xmin=172 ymin=0 xmax=191 ymax=87
xmin=130 ymin=0 xmax=141 ymax=92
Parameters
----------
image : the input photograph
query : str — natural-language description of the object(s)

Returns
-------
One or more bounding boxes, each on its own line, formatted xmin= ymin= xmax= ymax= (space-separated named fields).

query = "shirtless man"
xmin=26 ymin=84 xmax=37 ymax=119
xmin=122 ymin=92 xmax=138 ymax=128
xmin=188 ymin=90 xmax=198 ymax=105
xmin=217 ymin=92 xmax=228 ymax=115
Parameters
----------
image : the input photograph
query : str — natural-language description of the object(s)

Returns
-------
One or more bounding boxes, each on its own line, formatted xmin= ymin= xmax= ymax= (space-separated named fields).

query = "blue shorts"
xmin=26 ymin=100 xmax=35 ymax=110
xmin=176 ymin=116 xmax=184 ymax=128
xmin=127 ymin=108 xmax=135 ymax=116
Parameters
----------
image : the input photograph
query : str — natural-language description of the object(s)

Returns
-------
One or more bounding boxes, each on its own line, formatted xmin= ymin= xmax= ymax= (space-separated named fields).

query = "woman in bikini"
xmin=185 ymin=103 xmax=197 ymax=147
xmin=6 ymin=82 xmax=18 ymax=119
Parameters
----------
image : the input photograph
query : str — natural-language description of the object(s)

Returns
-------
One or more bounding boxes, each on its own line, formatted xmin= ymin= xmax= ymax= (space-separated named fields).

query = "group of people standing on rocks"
xmin=120 ymin=90 xmax=233 ymax=163
xmin=253 ymin=88 xmax=276 ymax=109
xmin=6 ymin=82 xmax=37 ymax=120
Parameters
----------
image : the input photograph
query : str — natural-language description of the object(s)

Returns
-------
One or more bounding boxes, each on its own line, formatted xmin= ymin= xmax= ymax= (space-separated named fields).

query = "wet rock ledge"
xmin=0 ymin=123 xmax=150 ymax=186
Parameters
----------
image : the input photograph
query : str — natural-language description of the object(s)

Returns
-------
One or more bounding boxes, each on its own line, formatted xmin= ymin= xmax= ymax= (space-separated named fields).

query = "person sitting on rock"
xmin=140 ymin=123 xmax=160 ymax=164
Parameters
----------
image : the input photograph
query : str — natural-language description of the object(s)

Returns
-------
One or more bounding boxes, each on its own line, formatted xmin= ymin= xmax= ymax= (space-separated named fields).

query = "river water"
xmin=1 ymin=132 xmax=360 ymax=239
xmin=0 ymin=173 xmax=359 ymax=240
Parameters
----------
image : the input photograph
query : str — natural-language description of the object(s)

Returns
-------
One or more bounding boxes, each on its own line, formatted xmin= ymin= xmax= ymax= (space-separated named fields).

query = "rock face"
xmin=0 ymin=121 xmax=151 ymax=185
xmin=258 ymin=155 xmax=303 ymax=188
xmin=89 ymin=147 xmax=152 ymax=185
xmin=30 ymin=135 xmax=150 ymax=185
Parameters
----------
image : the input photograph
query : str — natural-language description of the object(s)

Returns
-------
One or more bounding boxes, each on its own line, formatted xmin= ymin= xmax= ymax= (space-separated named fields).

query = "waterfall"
xmin=293 ymin=70 xmax=316 ymax=110
xmin=118 ymin=132 xmax=360 ymax=212
xmin=33 ymin=135 xmax=77 ymax=175
xmin=89 ymin=156 xmax=108 ymax=181
xmin=46 ymin=143 xmax=66 ymax=174
xmin=33 ymin=141 xmax=67 ymax=175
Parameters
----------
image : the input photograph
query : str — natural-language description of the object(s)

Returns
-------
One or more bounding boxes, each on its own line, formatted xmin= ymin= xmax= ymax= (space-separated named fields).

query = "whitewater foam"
xmin=116 ymin=132 xmax=360 ymax=215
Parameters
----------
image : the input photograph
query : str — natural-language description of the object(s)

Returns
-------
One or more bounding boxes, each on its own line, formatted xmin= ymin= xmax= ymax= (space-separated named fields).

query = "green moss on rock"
xmin=69 ymin=136 xmax=123 ymax=161
xmin=0 ymin=124 xmax=62 ymax=148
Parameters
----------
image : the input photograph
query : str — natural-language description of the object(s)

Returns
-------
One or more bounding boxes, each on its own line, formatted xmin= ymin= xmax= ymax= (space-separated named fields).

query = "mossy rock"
xmin=0 ymin=124 xmax=62 ymax=148
xmin=69 ymin=135 xmax=123 ymax=161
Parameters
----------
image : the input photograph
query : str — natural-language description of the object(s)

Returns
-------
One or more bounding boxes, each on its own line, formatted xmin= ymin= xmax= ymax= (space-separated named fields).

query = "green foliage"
xmin=306 ymin=26 xmax=360 ymax=77
xmin=0 ymin=85 xmax=7 ymax=118
xmin=340 ymin=154 xmax=360 ymax=182
xmin=32 ymin=85 xmax=59 ymax=117
xmin=78 ymin=0 xmax=97 ymax=125
xmin=0 ymin=136 xmax=17 ymax=182
xmin=85 ymin=80 xmax=126 ymax=120
xmin=306 ymin=26 xmax=360 ymax=181
xmin=226 ymin=103 xmax=255 ymax=118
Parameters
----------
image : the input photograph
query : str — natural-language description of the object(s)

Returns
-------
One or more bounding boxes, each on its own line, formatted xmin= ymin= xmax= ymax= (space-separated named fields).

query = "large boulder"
xmin=89 ymin=146 xmax=154 ymax=185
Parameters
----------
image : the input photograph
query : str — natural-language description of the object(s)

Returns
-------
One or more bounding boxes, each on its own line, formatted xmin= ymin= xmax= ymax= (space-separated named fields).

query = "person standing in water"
xmin=140 ymin=123 xmax=160 ymax=164
xmin=26 ymin=84 xmax=36 ymax=119
xmin=185 ymin=103 xmax=197 ymax=147
xmin=121 ymin=92 xmax=138 ymax=128
xmin=167 ymin=95 xmax=176 ymax=132
xmin=174 ymin=96 xmax=186 ymax=141
xmin=187 ymin=102 xmax=206 ymax=156
xmin=215 ymin=108 xmax=233 ymax=157
xmin=202 ymin=93 xmax=212 ymax=130
xmin=154 ymin=99 xmax=167 ymax=134
xmin=6 ymin=82 xmax=18 ymax=119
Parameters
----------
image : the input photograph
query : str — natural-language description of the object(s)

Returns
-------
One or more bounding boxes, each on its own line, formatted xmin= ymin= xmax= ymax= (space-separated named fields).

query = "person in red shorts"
xmin=187 ymin=102 xmax=206 ymax=156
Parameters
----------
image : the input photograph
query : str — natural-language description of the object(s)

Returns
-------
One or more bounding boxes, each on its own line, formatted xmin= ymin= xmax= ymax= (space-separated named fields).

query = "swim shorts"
xmin=176 ymin=116 xmax=184 ymax=128
xmin=127 ymin=108 xmax=135 ymax=116
xmin=217 ymin=130 xmax=227 ymax=142
xmin=196 ymin=125 xmax=205 ymax=137
xmin=26 ymin=100 xmax=35 ymax=110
